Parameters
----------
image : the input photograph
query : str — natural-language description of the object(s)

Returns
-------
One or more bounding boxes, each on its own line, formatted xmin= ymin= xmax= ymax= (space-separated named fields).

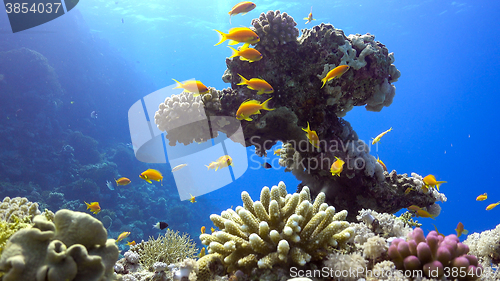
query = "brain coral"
xmin=200 ymin=181 xmax=354 ymax=272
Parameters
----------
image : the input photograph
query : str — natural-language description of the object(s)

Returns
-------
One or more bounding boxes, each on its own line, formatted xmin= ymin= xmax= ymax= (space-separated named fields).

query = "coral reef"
xmin=0 ymin=209 xmax=118 ymax=280
xmin=0 ymin=196 xmax=41 ymax=254
xmin=200 ymin=181 xmax=354 ymax=272
xmin=388 ymin=227 xmax=481 ymax=280
xmin=129 ymin=228 xmax=198 ymax=272
xmin=463 ymin=224 xmax=500 ymax=279
xmin=251 ymin=10 xmax=300 ymax=52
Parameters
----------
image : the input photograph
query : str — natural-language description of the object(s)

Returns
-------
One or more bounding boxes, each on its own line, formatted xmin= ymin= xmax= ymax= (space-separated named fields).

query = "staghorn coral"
xmin=388 ymin=228 xmax=482 ymax=280
xmin=0 ymin=209 xmax=118 ymax=281
xmin=200 ymin=181 xmax=354 ymax=273
xmin=130 ymin=228 xmax=198 ymax=272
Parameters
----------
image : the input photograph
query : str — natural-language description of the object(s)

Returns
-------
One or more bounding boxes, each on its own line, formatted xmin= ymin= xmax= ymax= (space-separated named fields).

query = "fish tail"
xmin=227 ymin=46 xmax=239 ymax=58
xmin=261 ymin=97 xmax=274 ymax=111
xmin=320 ymin=77 xmax=327 ymax=88
xmin=214 ymin=29 xmax=227 ymax=46
xmin=172 ymin=79 xmax=182 ymax=89
xmin=237 ymin=74 xmax=248 ymax=85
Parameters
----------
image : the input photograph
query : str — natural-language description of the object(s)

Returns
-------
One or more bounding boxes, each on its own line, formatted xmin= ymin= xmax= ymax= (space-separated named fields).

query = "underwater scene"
xmin=0 ymin=0 xmax=500 ymax=280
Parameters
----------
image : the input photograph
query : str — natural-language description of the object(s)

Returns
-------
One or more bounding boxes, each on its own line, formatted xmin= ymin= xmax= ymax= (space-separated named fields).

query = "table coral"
xmin=200 ymin=181 xmax=354 ymax=273
xmin=388 ymin=227 xmax=481 ymax=280
xmin=0 ymin=209 xmax=118 ymax=281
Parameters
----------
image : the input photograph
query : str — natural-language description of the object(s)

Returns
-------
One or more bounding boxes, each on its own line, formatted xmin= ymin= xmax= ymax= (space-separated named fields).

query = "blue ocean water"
xmin=0 ymin=0 xmax=499 ymax=255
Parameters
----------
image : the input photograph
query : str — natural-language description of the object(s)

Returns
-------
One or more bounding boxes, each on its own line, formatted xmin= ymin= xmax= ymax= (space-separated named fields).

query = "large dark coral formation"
xmin=153 ymin=10 xmax=441 ymax=219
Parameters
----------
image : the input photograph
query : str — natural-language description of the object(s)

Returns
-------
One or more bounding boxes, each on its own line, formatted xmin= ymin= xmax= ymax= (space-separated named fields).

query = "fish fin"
xmin=227 ymin=46 xmax=239 ymax=58
xmin=172 ymin=79 xmax=183 ymax=89
xmin=241 ymin=43 xmax=250 ymax=49
xmin=257 ymin=90 xmax=264 ymax=95
xmin=229 ymin=14 xmax=232 ymax=24
xmin=303 ymin=17 xmax=309 ymax=20
xmin=244 ymin=117 xmax=253 ymax=121
xmin=237 ymin=74 xmax=248 ymax=85
xmin=214 ymin=29 xmax=227 ymax=46
xmin=228 ymin=40 xmax=239 ymax=45
xmin=146 ymin=179 xmax=152 ymax=184
xmin=261 ymin=97 xmax=274 ymax=111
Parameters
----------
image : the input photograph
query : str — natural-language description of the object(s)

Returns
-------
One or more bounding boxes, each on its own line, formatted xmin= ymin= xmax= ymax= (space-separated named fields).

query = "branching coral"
xmin=130 ymin=228 xmax=198 ymax=272
xmin=200 ymin=181 xmax=354 ymax=272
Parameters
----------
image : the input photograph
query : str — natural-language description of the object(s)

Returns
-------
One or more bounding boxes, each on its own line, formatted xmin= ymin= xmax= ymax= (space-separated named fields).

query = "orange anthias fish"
xmin=423 ymin=174 xmax=447 ymax=191
xmin=198 ymin=247 xmax=206 ymax=258
xmin=302 ymin=122 xmax=320 ymax=149
xmin=228 ymin=1 xmax=256 ymax=24
xmin=376 ymin=155 xmax=387 ymax=171
xmin=216 ymin=155 xmax=233 ymax=170
xmin=139 ymin=169 xmax=163 ymax=185
xmin=214 ymin=27 xmax=260 ymax=46
xmin=85 ymin=201 xmax=101 ymax=215
xmin=273 ymin=148 xmax=282 ymax=155
xmin=320 ymin=65 xmax=350 ymax=88
xmin=237 ymin=74 xmax=273 ymax=95
xmin=486 ymin=201 xmax=500 ymax=211
xmin=330 ymin=157 xmax=345 ymax=177
xmin=211 ymin=227 xmax=215 ymax=233
xmin=372 ymin=127 xmax=392 ymax=145
xmin=127 ymin=241 xmax=136 ymax=246
xmin=407 ymin=205 xmax=421 ymax=212
xmin=455 ymin=222 xmax=468 ymax=238
xmin=476 ymin=193 xmax=487 ymax=201
xmin=228 ymin=46 xmax=262 ymax=62
xmin=236 ymin=98 xmax=274 ymax=121
xmin=116 ymin=231 xmax=131 ymax=243
xmin=201 ymin=226 xmax=206 ymax=234
xmin=415 ymin=209 xmax=437 ymax=220
xmin=189 ymin=194 xmax=196 ymax=203
xmin=115 ymin=177 xmax=131 ymax=186
xmin=303 ymin=6 xmax=316 ymax=24
xmin=172 ymin=79 xmax=209 ymax=96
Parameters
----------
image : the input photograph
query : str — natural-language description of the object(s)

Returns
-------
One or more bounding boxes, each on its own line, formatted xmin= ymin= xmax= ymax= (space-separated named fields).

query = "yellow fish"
xmin=330 ymin=157 xmax=344 ymax=177
xmin=228 ymin=46 xmax=262 ymax=62
xmin=127 ymin=241 xmax=136 ymax=246
xmin=139 ymin=169 xmax=163 ymax=185
xmin=273 ymin=148 xmax=282 ymax=155
xmin=211 ymin=227 xmax=215 ymax=233
xmin=486 ymin=201 xmax=500 ymax=211
xmin=205 ymin=161 xmax=219 ymax=170
xmin=216 ymin=155 xmax=233 ymax=170
xmin=320 ymin=65 xmax=350 ymax=88
xmin=116 ymin=231 xmax=130 ymax=243
xmin=455 ymin=222 xmax=468 ymax=238
xmin=236 ymin=98 xmax=274 ymax=121
xmin=303 ymin=6 xmax=316 ymax=24
xmin=190 ymin=194 xmax=196 ymax=203
xmin=372 ymin=127 xmax=392 ymax=145
xmin=198 ymin=247 xmax=206 ymax=258
xmin=476 ymin=193 xmax=487 ymax=201
xmin=115 ymin=177 xmax=131 ymax=186
xmin=404 ymin=187 xmax=414 ymax=195
xmin=201 ymin=226 xmax=206 ymax=234
xmin=228 ymin=1 xmax=256 ymax=24
xmin=407 ymin=205 xmax=421 ymax=212
xmin=85 ymin=201 xmax=101 ymax=215
xmin=172 ymin=79 xmax=209 ymax=96
xmin=302 ymin=122 xmax=320 ymax=149
xmin=214 ymin=27 xmax=260 ymax=46
xmin=415 ymin=209 xmax=437 ymax=220
xmin=423 ymin=174 xmax=447 ymax=191
xmin=376 ymin=155 xmax=387 ymax=171
xmin=237 ymin=74 xmax=273 ymax=95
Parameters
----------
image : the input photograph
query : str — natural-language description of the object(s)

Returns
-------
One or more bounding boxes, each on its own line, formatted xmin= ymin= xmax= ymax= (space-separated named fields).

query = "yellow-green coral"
xmin=396 ymin=211 xmax=421 ymax=227
xmin=0 ymin=215 xmax=32 ymax=254
xmin=131 ymin=228 xmax=198 ymax=271
xmin=200 ymin=182 xmax=354 ymax=272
